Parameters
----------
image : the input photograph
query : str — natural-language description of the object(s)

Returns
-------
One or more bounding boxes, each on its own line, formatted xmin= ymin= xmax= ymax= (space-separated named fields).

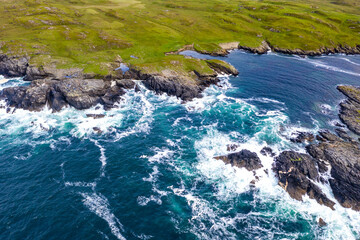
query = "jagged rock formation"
xmin=307 ymin=131 xmax=360 ymax=211
xmin=273 ymin=150 xmax=335 ymax=209
xmin=337 ymin=85 xmax=360 ymax=135
xmin=238 ymin=41 xmax=271 ymax=54
xmin=1 ymin=78 xmax=135 ymax=111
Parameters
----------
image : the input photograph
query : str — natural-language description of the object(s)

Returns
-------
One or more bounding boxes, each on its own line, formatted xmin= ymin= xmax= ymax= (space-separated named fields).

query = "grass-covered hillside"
xmin=1 ymin=0 xmax=360 ymax=78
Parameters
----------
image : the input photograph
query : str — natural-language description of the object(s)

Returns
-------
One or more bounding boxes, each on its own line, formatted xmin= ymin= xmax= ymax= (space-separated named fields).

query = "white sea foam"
xmin=299 ymin=58 xmax=360 ymax=77
xmin=340 ymin=57 xmax=360 ymax=66
xmin=176 ymin=79 xmax=359 ymax=239
xmin=81 ymin=192 xmax=126 ymax=240
xmin=138 ymin=148 xmax=174 ymax=206
xmin=65 ymin=181 xmax=97 ymax=188
xmin=189 ymin=124 xmax=360 ymax=239
xmin=91 ymin=139 xmax=107 ymax=176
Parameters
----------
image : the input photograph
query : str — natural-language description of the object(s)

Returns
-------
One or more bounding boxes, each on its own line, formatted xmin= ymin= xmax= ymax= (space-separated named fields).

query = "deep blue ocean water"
xmin=1 ymin=51 xmax=360 ymax=240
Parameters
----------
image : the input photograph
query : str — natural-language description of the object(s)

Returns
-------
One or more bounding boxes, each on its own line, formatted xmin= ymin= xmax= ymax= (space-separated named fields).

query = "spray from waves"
xmin=0 ymin=75 xmax=28 ymax=89
xmin=61 ymin=138 xmax=127 ymax=239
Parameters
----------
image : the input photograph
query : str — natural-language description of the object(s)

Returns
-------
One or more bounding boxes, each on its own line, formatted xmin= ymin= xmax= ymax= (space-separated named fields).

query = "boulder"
xmin=260 ymin=146 xmax=275 ymax=157
xmin=215 ymin=149 xmax=263 ymax=171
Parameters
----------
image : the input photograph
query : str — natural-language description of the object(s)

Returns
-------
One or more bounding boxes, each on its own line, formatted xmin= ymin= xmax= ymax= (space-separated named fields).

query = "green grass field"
xmin=0 ymin=0 xmax=359 ymax=78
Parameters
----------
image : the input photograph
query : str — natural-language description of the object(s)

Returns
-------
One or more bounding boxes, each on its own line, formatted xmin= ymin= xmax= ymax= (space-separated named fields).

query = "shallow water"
xmin=1 ymin=51 xmax=360 ymax=240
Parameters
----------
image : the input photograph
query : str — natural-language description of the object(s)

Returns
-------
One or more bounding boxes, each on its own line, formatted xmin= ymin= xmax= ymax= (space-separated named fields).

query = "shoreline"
xmin=1 ymin=43 xmax=360 ymax=112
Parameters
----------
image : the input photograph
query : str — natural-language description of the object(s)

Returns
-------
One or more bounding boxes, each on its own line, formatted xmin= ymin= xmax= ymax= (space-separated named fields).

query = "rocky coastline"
xmin=0 ymin=54 xmax=238 ymax=112
xmin=1 ymin=49 xmax=360 ymax=212
xmin=238 ymin=41 xmax=360 ymax=56
xmin=216 ymin=85 xmax=360 ymax=212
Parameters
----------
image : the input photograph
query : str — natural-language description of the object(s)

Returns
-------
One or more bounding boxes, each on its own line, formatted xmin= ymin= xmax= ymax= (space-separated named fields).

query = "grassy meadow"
xmin=0 ymin=0 xmax=360 ymax=78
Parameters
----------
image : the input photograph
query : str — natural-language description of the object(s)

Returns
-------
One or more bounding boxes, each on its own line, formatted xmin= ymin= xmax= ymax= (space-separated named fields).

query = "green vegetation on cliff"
xmin=0 ymin=0 xmax=360 ymax=78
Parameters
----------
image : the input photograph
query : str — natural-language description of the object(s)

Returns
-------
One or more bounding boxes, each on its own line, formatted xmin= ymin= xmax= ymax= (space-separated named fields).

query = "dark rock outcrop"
xmin=335 ymin=128 xmax=353 ymax=142
xmin=273 ymin=151 xmax=335 ymax=209
xmin=307 ymin=132 xmax=360 ymax=211
xmin=290 ymin=131 xmax=315 ymax=143
xmin=272 ymin=44 xmax=360 ymax=56
xmin=318 ymin=218 xmax=327 ymax=227
xmin=238 ymin=41 xmax=271 ymax=54
xmin=215 ymin=149 xmax=263 ymax=171
xmin=260 ymin=146 xmax=275 ymax=157
xmin=205 ymin=60 xmax=239 ymax=75
xmin=0 ymin=54 xmax=29 ymax=78
xmin=0 ymin=78 xmax=137 ymax=111
xmin=142 ymin=75 xmax=203 ymax=101
xmin=337 ymin=85 xmax=360 ymax=135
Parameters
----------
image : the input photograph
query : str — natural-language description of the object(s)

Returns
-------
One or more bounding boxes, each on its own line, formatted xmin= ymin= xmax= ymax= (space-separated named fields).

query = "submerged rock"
xmin=273 ymin=151 xmax=335 ymax=209
xmin=215 ymin=149 xmax=263 ymax=171
xmin=86 ymin=114 xmax=105 ymax=119
xmin=226 ymin=144 xmax=239 ymax=152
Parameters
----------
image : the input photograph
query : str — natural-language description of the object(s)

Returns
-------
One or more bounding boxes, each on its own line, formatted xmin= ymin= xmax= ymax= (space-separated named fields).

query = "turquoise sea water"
xmin=1 ymin=51 xmax=360 ymax=240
